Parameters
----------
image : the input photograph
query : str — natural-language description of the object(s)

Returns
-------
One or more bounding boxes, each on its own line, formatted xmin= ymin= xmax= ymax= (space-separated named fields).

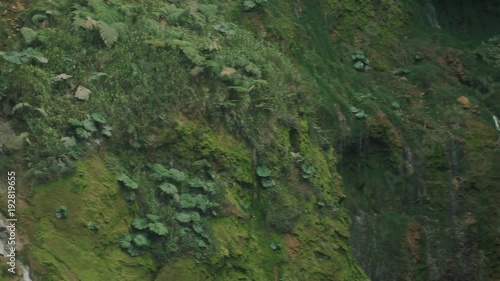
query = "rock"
xmin=457 ymin=96 xmax=472 ymax=109
xmin=75 ymin=85 xmax=91 ymax=101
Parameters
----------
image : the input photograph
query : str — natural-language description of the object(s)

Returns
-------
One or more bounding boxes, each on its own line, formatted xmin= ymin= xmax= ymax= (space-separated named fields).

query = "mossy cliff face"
xmin=0 ymin=0 xmax=499 ymax=280
xmin=241 ymin=0 xmax=500 ymax=280
xmin=7 ymin=120 xmax=366 ymax=281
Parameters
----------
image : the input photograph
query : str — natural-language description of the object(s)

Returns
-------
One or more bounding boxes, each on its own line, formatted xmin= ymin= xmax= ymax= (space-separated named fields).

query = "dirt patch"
xmin=283 ymin=234 xmax=301 ymax=260
xmin=406 ymin=222 xmax=421 ymax=263
xmin=437 ymin=49 xmax=470 ymax=85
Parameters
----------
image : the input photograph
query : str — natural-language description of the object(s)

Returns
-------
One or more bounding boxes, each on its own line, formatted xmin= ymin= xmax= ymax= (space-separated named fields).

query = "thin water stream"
xmin=0 ymin=213 xmax=32 ymax=281
xmin=423 ymin=0 xmax=442 ymax=29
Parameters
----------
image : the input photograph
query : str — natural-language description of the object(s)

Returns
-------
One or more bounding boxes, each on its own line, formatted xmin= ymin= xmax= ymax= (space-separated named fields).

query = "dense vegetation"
xmin=0 ymin=0 xmax=499 ymax=280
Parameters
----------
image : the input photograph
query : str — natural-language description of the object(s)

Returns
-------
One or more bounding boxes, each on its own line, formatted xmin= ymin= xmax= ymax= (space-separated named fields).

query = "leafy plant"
xmin=188 ymin=178 xmax=216 ymax=194
xmin=0 ymin=48 xmax=48 ymax=64
xmin=270 ymin=241 xmax=281 ymax=251
xmin=152 ymin=164 xmax=186 ymax=183
xmin=148 ymin=221 xmax=169 ymax=236
xmin=159 ymin=182 xmax=178 ymax=195
xmin=71 ymin=0 xmax=123 ymax=47
xmin=256 ymin=165 xmax=272 ymax=177
xmin=300 ymin=164 xmax=315 ymax=181
xmin=349 ymin=106 xmax=368 ymax=119
xmin=55 ymin=206 xmax=68 ymax=219
xmin=266 ymin=205 xmax=300 ymax=233
xmin=351 ymin=51 xmax=370 ymax=72
xmin=242 ymin=0 xmax=267 ymax=11
xmin=414 ymin=52 xmax=423 ymax=62
xmin=117 ymin=173 xmax=139 ymax=190
xmin=261 ymin=178 xmax=275 ymax=188
xmin=120 ymin=232 xmax=152 ymax=256
xmin=119 ymin=234 xmax=133 ymax=249
xmin=133 ymin=234 xmax=150 ymax=248
xmin=67 ymin=113 xmax=112 ymax=140
xmin=132 ymin=218 xmax=148 ymax=230
xmin=20 ymin=27 xmax=38 ymax=44
xmin=175 ymin=212 xmax=201 ymax=223
xmin=117 ymin=173 xmax=139 ymax=202
xmin=87 ymin=221 xmax=99 ymax=232
xmin=392 ymin=68 xmax=411 ymax=76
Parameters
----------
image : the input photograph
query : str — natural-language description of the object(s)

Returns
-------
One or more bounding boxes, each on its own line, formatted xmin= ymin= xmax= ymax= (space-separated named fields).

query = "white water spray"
xmin=423 ymin=0 xmax=442 ymax=29
xmin=493 ymin=115 xmax=500 ymax=131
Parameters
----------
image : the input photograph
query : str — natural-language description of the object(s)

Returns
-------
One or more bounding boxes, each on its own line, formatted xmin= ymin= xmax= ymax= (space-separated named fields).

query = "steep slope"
xmin=0 ymin=0 xmax=499 ymax=281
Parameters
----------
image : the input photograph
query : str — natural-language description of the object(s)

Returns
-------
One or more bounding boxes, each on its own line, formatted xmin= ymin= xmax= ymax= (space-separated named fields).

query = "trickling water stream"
xmin=422 ymin=225 xmax=440 ymax=281
xmin=446 ymin=137 xmax=479 ymax=280
xmin=0 ymin=213 xmax=32 ymax=281
xmin=423 ymin=0 xmax=442 ymax=29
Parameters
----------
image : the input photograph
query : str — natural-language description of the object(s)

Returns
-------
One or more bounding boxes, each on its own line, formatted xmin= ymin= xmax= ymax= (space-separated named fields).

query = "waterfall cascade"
xmin=0 ymin=214 xmax=32 ymax=281
xmin=423 ymin=0 xmax=442 ymax=29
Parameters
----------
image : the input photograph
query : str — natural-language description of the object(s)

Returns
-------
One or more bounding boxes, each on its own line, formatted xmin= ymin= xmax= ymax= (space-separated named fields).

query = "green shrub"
xmin=242 ymin=0 xmax=267 ymax=11
xmin=266 ymin=206 xmax=300 ymax=233
xmin=300 ymin=164 xmax=316 ymax=181
xmin=87 ymin=221 xmax=99 ymax=232
xmin=351 ymin=51 xmax=370 ymax=71
xmin=55 ymin=206 xmax=68 ymax=219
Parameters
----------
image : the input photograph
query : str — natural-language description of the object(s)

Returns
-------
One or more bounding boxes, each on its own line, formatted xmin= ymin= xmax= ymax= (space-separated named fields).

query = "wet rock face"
xmin=0 ymin=217 xmax=9 ymax=257
xmin=0 ymin=120 xmax=16 ymax=154
xmin=434 ymin=0 xmax=500 ymax=39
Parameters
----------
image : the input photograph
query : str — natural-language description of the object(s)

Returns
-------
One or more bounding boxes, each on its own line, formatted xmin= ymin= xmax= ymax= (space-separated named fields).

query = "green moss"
xmin=27 ymin=157 xmax=155 ymax=280
xmin=154 ymin=259 xmax=208 ymax=281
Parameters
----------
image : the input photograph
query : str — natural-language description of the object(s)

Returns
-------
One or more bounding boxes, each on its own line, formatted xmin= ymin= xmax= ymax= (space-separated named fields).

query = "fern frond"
xmin=202 ymin=60 xmax=220 ymax=71
xmin=181 ymin=46 xmax=205 ymax=65
xmin=183 ymin=10 xmax=206 ymax=29
xmin=10 ymin=103 xmax=32 ymax=115
xmin=31 ymin=14 xmax=48 ymax=24
xmin=140 ymin=18 xmax=164 ymax=35
xmin=97 ymin=21 xmax=118 ymax=47
xmin=35 ymin=108 xmax=48 ymax=117
xmin=110 ymin=22 xmax=128 ymax=36
xmin=157 ymin=4 xmax=184 ymax=24
xmin=190 ymin=66 xmax=204 ymax=76
xmin=20 ymin=27 xmax=37 ymax=44
xmin=73 ymin=16 xmax=98 ymax=30
xmin=236 ymin=92 xmax=251 ymax=113
xmin=228 ymin=86 xmax=253 ymax=93
xmin=88 ymin=0 xmax=120 ymax=23
xmin=197 ymin=4 xmax=218 ymax=22
xmin=171 ymin=39 xmax=190 ymax=47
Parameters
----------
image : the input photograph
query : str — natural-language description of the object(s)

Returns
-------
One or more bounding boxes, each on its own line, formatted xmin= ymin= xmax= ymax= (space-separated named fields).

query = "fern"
xmin=190 ymin=66 xmax=204 ymax=76
xmin=197 ymin=4 xmax=218 ymax=22
xmin=73 ymin=16 xmax=98 ymax=30
xmin=97 ymin=21 xmax=118 ymax=47
xmin=157 ymin=4 xmax=184 ymax=24
xmin=71 ymin=1 xmax=122 ymax=47
xmin=32 ymin=14 xmax=48 ymax=24
xmin=119 ymin=234 xmax=133 ymax=249
xmin=117 ymin=173 xmax=139 ymax=190
xmin=148 ymin=222 xmax=169 ymax=236
xmin=88 ymin=0 xmax=120 ymax=23
xmin=132 ymin=218 xmax=148 ymax=230
xmin=110 ymin=22 xmax=128 ymax=36
xmin=20 ymin=27 xmax=37 ymax=44
xmin=10 ymin=103 xmax=32 ymax=115
xmin=181 ymin=46 xmax=205 ymax=65
xmin=159 ymin=182 xmax=178 ymax=195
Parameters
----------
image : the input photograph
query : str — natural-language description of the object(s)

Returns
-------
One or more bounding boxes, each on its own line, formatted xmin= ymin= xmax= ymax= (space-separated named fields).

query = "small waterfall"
xmin=493 ymin=115 xmax=500 ymax=131
xmin=448 ymin=137 xmax=459 ymax=217
xmin=423 ymin=0 xmax=442 ymax=29
xmin=0 ymin=214 xmax=32 ymax=281
xmin=422 ymin=225 xmax=440 ymax=281
xmin=446 ymin=137 xmax=476 ymax=279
